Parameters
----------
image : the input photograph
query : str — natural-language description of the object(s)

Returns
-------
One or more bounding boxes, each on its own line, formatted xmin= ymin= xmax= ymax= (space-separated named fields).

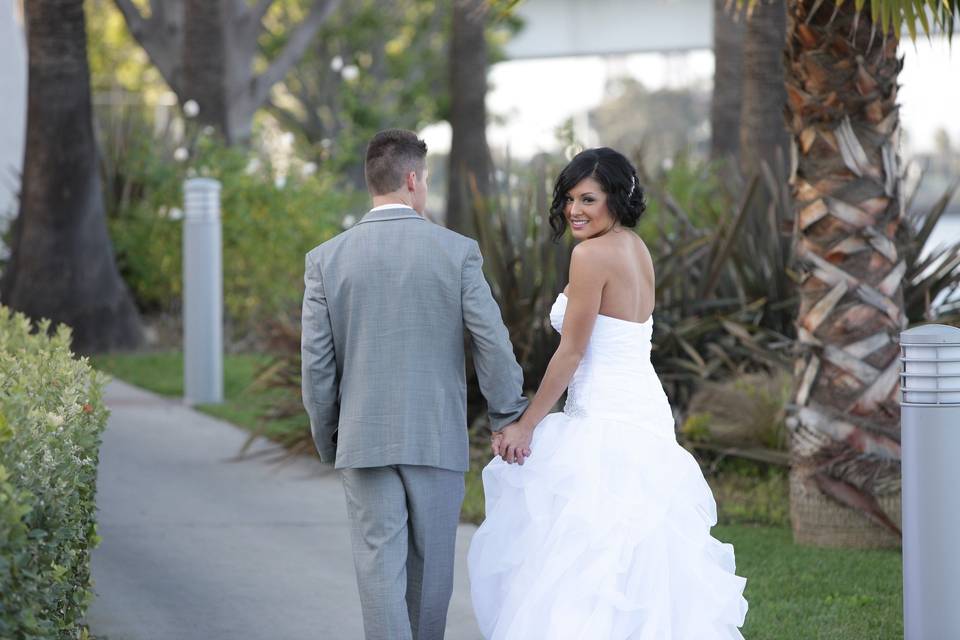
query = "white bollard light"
xmin=182 ymin=177 xmax=224 ymax=405
xmin=899 ymin=323 xmax=960 ymax=639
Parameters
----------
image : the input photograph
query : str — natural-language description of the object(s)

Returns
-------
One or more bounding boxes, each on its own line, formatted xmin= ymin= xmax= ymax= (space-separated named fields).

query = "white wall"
xmin=505 ymin=0 xmax=712 ymax=59
xmin=0 ymin=0 xmax=26 ymax=248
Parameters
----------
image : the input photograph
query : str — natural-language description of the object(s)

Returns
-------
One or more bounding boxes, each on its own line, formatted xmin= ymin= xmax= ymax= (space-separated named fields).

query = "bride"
xmin=467 ymin=148 xmax=748 ymax=639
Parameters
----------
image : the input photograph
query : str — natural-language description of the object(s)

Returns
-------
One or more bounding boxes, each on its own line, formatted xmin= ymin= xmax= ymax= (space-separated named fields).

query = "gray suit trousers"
xmin=340 ymin=465 xmax=465 ymax=640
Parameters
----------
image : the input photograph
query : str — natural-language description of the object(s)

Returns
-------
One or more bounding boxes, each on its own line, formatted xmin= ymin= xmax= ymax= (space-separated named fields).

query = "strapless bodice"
xmin=549 ymin=293 xmax=674 ymax=433
xmin=549 ymin=292 xmax=653 ymax=342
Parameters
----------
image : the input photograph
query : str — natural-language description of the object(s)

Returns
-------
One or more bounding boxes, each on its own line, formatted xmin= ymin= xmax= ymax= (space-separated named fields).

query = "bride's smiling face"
xmin=564 ymin=177 xmax=617 ymax=240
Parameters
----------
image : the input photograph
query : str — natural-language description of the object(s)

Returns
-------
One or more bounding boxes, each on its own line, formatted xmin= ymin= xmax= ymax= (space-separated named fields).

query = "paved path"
xmin=86 ymin=380 xmax=483 ymax=640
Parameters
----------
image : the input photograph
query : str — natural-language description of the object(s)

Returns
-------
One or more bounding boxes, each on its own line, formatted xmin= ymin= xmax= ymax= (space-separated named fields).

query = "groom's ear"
xmin=405 ymin=171 xmax=417 ymax=192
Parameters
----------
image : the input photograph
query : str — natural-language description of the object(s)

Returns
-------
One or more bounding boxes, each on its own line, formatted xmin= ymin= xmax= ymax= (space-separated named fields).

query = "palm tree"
xmin=446 ymin=0 xmax=493 ymax=238
xmin=740 ymin=0 xmax=789 ymax=178
xmin=710 ymin=0 xmax=745 ymax=163
xmin=780 ymin=0 xmax=957 ymax=546
xmin=1 ymin=0 xmax=143 ymax=354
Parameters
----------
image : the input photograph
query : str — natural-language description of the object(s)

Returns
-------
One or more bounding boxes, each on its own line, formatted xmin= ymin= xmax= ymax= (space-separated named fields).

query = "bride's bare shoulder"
xmin=564 ymin=240 xmax=615 ymax=295
xmin=631 ymin=233 xmax=654 ymax=269
xmin=570 ymin=236 xmax=618 ymax=272
xmin=629 ymin=230 xmax=650 ymax=253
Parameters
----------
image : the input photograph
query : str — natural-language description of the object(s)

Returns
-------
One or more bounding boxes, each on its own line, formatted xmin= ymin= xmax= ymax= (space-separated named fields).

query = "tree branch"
xmin=148 ymin=0 xmax=167 ymax=25
xmin=112 ymin=0 xmax=184 ymax=96
xmin=249 ymin=0 xmax=343 ymax=110
xmin=234 ymin=0 xmax=276 ymax=44
xmin=251 ymin=0 xmax=277 ymax=27
xmin=112 ymin=0 xmax=146 ymax=37
xmin=265 ymin=98 xmax=316 ymax=142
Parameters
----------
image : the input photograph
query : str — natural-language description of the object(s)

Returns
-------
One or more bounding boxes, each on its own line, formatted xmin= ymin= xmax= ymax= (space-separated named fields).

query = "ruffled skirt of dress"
xmin=467 ymin=411 xmax=748 ymax=640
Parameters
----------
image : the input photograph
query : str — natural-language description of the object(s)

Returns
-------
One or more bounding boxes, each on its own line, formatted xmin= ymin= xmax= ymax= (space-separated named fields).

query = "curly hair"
xmin=548 ymin=147 xmax=647 ymax=241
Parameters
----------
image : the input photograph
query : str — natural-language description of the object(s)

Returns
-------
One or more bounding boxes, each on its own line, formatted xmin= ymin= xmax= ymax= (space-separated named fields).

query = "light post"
xmin=899 ymin=323 xmax=960 ymax=639
xmin=182 ymin=177 xmax=223 ymax=405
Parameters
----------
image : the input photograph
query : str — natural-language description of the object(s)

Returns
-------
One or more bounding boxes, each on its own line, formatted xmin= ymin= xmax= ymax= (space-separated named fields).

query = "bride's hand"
xmin=497 ymin=422 xmax=534 ymax=465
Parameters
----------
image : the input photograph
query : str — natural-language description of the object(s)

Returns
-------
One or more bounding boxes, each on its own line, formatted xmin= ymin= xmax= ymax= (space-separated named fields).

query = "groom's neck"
xmin=371 ymin=195 xmax=413 ymax=209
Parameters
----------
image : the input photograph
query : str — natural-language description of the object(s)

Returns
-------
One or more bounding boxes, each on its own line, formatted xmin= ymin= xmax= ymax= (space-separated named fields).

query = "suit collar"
xmin=356 ymin=207 xmax=425 ymax=225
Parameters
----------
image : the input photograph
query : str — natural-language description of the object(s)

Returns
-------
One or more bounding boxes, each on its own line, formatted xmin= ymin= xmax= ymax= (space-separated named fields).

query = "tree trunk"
xmin=1 ymin=0 xmax=143 ymax=354
xmin=710 ymin=0 xmax=744 ymax=164
xmin=183 ymin=0 xmax=230 ymax=140
xmin=740 ymin=0 xmax=789 ymax=178
xmin=114 ymin=0 xmax=342 ymax=145
xmin=446 ymin=0 xmax=491 ymax=238
xmin=786 ymin=0 xmax=905 ymax=547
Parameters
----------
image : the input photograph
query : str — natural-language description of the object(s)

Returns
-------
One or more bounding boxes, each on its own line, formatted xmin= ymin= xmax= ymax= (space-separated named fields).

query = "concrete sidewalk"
xmin=86 ymin=380 xmax=483 ymax=640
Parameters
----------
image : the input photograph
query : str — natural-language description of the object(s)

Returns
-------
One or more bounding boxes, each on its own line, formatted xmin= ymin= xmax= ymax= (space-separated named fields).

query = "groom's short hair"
xmin=364 ymin=129 xmax=428 ymax=195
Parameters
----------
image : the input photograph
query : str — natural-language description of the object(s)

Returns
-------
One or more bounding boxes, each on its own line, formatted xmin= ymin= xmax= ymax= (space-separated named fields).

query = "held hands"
xmin=491 ymin=421 xmax=534 ymax=465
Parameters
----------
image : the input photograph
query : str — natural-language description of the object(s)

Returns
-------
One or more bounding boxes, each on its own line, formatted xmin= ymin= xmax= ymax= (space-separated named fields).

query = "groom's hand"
xmin=497 ymin=422 xmax=533 ymax=465
xmin=491 ymin=432 xmax=504 ymax=457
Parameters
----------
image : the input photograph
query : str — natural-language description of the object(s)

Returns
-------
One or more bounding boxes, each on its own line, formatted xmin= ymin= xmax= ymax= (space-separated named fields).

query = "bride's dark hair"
xmin=548 ymin=147 xmax=647 ymax=241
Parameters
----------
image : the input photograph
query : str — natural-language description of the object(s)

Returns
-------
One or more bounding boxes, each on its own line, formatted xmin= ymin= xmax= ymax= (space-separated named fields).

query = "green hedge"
xmin=0 ymin=309 xmax=109 ymax=639
xmin=105 ymin=133 xmax=358 ymax=334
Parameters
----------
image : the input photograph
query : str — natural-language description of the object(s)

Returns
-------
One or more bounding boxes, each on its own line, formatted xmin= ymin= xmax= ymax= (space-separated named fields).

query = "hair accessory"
xmin=628 ymin=175 xmax=636 ymax=198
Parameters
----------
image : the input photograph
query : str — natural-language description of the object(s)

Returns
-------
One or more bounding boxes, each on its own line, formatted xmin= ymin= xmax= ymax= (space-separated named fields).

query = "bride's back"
xmin=571 ymin=230 xmax=655 ymax=325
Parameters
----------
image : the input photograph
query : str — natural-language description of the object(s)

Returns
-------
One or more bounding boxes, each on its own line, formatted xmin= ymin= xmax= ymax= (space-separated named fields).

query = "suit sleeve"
xmin=461 ymin=241 xmax=529 ymax=431
xmin=301 ymin=251 xmax=339 ymax=463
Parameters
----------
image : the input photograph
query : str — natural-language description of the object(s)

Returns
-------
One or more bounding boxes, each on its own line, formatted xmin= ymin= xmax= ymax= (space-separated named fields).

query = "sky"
xmin=422 ymin=37 xmax=959 ymax=161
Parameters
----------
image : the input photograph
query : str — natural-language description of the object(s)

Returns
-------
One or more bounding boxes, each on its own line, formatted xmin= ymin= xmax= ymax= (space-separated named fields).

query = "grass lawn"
xmin=91 ymin=350 xmax=306 ymax=444
xmin=720 ymin=524 xmax=902 ymax=639
xmin=95 ymin=350 xmax=904 ymax=639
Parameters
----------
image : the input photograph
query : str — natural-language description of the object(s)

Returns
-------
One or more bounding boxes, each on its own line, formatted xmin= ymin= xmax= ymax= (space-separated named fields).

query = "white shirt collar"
xmin=369 ymin=203 xmax=414 ymax=213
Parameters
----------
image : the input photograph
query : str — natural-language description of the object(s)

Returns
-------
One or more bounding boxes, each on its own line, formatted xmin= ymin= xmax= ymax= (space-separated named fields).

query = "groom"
xmin=301 ymin=128 xmax=528 ymax=640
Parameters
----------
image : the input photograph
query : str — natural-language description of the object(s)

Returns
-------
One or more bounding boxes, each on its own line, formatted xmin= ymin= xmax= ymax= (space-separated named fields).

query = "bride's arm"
xmin=498 ymin=242 xmax=606 ymax=462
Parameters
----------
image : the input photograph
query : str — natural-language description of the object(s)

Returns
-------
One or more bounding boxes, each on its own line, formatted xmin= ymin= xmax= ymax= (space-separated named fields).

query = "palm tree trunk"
xmin=446 ymin=0 xmax=491 ymax=238
xmin=1 ymin=0 xmax=143 ymax=354
xmin=786 ymin=0 xmax=905 ymax=547
xmin=740 ymin=0 xmax=789 ymax=178
xmin=710 ymin=0 xmax=745 ymax=164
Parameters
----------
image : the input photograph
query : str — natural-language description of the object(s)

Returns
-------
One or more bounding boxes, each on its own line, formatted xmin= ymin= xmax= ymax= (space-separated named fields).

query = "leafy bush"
xmin=98 ymin=104 xmax=359 ymax=337
xmin=710 ymin=465 xmax=790 ymax=527
xmin=899 ymin=179 xmax=960 ymax=324
xmin=0 ymin=309 xmax=109 ymax=639
xmin=638 ymin=158 xmax=798 ymax=409
xmin=470 ymin=154 xmax=573 ymax=420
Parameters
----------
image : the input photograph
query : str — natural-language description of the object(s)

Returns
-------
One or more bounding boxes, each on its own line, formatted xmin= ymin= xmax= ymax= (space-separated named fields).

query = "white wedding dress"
xmin=467 ymin=293 xmax=748 ymax=639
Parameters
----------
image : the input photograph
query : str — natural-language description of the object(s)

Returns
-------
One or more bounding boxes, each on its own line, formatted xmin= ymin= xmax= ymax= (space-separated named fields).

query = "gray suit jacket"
xmin=301 ymin=206 xmax=528 ymax=472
